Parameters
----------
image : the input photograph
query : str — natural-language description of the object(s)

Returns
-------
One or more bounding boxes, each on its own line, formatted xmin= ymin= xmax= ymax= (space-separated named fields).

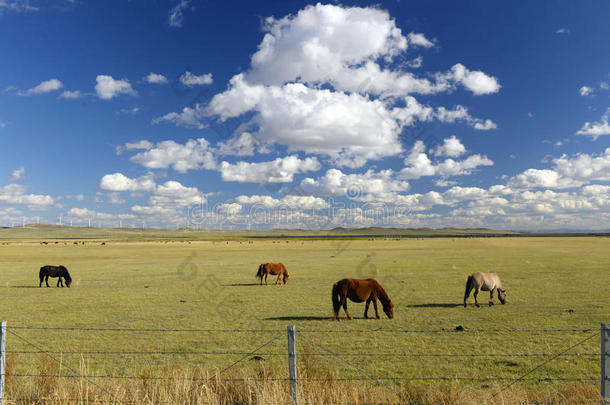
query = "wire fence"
xmin=0 ymin=323 xmax=605 ymax=405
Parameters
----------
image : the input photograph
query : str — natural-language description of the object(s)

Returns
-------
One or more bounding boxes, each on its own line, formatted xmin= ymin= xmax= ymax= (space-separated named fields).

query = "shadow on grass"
xmin=405 ymin=303 xmax=462 ymax=308
xmin=8 ymin=285 xmax=40 ymax=289
xmin=224 ymin=283 xmax=260 ymax=287
xmin=264 ymin=316 xmax=335 ymax=321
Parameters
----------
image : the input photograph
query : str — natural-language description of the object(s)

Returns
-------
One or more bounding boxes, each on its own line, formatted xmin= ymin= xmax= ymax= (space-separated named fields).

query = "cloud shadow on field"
xmin=264 ymin=316 xmax=335 ymax=321
xmin=405 ymin=303 xmax=462 ymax=308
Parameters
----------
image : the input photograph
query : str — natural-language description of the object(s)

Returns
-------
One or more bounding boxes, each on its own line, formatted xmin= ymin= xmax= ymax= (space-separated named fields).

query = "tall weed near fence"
xmin=0 ymin=325 xmax=604 ymax=404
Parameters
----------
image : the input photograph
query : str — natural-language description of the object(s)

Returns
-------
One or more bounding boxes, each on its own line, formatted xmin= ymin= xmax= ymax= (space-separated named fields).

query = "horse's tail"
xmin=332 ymin=282 xmax=342 ymax=316
xmin=39 ymin=266 xmax=46 ymax=280
xmin=256 ymin=264 xmax=264 ymax=280
xmin=464 ymin=275 xmax=474 ymax=302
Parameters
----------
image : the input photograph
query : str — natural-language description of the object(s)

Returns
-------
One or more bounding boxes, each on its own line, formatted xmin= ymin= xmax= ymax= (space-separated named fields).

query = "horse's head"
xmin=60 ymin=265 xmax=72 ymax=288
xmin=383 ymin=301 xmax=394 ymax=319
xmin=282 ymin=273 xmax=289 ymax=284
xmin=498 ymin=288 xmax=506 ymax=304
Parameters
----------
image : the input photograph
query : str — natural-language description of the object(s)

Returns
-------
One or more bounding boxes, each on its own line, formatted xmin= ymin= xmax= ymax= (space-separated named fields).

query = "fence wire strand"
xmin=6 ymin=328 xmax=125 ymax=405
xmin=2 ymin=324 xmax=603 ymax=404
xmin=489 ymin=331 xmax=599 ymax=400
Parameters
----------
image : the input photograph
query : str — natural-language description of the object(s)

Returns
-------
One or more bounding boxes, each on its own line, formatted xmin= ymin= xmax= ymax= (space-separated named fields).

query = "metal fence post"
xmin=603 ymin=324 xmax=609 ymax=404
xmin=287 ymin=325 xmax=298 ymax=405
xmin=1 ymin=321 xmax=6 ymax=405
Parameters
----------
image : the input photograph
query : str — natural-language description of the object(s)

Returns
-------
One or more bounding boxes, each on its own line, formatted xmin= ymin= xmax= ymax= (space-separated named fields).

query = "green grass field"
xmin=0 ymin=231 xmax=608 ymax=403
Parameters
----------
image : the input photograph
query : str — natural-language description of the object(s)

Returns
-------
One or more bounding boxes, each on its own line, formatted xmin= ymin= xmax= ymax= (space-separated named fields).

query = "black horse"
xmin=39 ymin=265 xmax=72 ymax=288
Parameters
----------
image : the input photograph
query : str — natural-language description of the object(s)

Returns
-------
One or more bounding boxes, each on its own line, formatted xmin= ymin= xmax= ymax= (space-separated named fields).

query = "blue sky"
xmin=1 ymin=0 xmax=609 ymax=230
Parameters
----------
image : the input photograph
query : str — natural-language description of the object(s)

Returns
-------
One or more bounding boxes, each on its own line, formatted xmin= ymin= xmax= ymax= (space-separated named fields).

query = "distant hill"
xmin=0 ymin=224 xmax=521 ymax=241
xmin=1 ymin=224 xmax=607 ymax=241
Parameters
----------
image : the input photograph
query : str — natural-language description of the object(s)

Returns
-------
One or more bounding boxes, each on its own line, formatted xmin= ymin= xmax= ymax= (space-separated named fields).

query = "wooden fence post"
xmin=1 ymin=321 xmax=6 ymax=405
xmin=602 ymin=324 xmax=609 ymax=404
xmin=287 ymin=325 xmax=298 ymax=405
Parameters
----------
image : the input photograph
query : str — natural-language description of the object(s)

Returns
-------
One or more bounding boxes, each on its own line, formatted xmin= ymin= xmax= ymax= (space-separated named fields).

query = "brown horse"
xmin=332 ymin=278 xmax=394 ymax=320
xmin=256 ymin=263 xmax=289 ymax=285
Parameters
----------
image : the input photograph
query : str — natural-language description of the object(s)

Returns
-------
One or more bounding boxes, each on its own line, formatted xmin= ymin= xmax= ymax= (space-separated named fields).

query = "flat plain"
xmin=0 ymin=228 xmax=608 ymax=404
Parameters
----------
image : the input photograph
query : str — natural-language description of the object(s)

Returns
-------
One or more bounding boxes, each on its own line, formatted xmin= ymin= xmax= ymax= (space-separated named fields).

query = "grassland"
xmin=0 ymin=228 xmax=608 ymax=404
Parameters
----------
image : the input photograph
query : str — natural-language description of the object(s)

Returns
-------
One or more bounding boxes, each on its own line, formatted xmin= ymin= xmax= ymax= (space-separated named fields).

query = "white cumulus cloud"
xmin=145 ymin=72 xmax=168 ymax=84
xmin=220 ymin=155 xmax=320 ymax=183
xmin=10 ymin=166 xmax=25 ymax=180
xmin=21 ymin=78 xmax=63 ymax=95
xmin=399 ymin=140 xmax=493 ymax=180
xmin=95 ymin=75 xmax=137 ymax=100
xmin=59 ymin=90 xmax=85 ymax=99
xmin=99 ymin=173 xmax=156 ymax=192
xmin=579 ymin=86 xmax=594 ymax=97
xmin=576 ymin=109 xmax=610 ymax=140
xmin=432 ymin=136 xmax=466 ymax=157
xmin=179 ymin=71 xmax=213 ymax=86
xmin=129 ymin=138 xmax=216 ymax=173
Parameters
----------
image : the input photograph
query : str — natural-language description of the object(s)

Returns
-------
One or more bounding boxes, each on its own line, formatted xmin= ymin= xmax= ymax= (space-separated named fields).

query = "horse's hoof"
xmin=475 ymin=304 xmax=480 ymax=308
xmin=489 ymin=302 xmax=494 ymax=306
xmin=463 ymin=303 xmax=467 ymax=308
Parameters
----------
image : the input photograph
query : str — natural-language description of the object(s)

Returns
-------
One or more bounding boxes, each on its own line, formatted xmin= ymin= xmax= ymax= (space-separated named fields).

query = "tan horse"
xmin=256 ymin=263 xmax=289 ymax=285
xmin=464 ymin=272 xmax=506 ymax=307
xmin=332 ymin=278 xmax=394 ymax=320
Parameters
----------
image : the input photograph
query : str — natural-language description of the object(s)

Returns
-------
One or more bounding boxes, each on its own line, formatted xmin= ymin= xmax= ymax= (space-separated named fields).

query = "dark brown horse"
xmin=332 ymin=278 xmax=394 ymax=320
xmin=256 ymin=263 xmax=289 ymax=285
xmin=39 ymin=265 xmax=72 ymax=288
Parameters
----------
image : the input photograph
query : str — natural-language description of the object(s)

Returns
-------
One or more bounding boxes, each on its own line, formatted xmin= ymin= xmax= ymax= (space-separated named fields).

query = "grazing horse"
xmin=464 ymin=272 xmax=506 ymax=307
xmin=39 ymin=265 xmax=72 ymax=288
xmin=256 ymin=263 xmax=289 ymax=285
xmin=332 ymin=278 xmax=394 ymax=320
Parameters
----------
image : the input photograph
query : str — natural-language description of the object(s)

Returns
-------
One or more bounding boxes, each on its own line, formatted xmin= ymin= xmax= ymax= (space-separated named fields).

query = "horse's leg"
xmin=489 ymin=288 xmax=495 ymax=306
xmin=45 ymin=276 xmax=50 ymax=287
xmin=276 ymin=273 xmax=281 ymax=285
xmin=474 ymin=288 xmax=480 ymax=307
xmin=264 ymin=273 xmax=268 ymax=286
xmin=364 ymin=298 xmax=371 ymax=319
xmin=39 ymin=275 xmax=43 ymax=287
xmin=372 ymin=296 xmax=380 ymax=319
xmin=343 ymin=299 xmax=352 ymax=320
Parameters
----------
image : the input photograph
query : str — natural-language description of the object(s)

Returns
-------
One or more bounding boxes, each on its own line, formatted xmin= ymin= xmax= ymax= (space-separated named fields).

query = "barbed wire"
xmin=7 ymin=374 xmax=598 ymax=382
xmin=296 ymin=328 xmax=597 ymax=334
xmin=489 ymin=331 xmax=599 ymax=399
xmin=6 ymin=329 xmax=125 ymax=404
xmin=8 ymin=326 xmax=597 ymax=334
xmin=8 ymin=326 xmax=281 ymax=333
xmin=6 ymin=399 xmax=602 ymax=405
xmin=5 ymin=350 xmax=598 ymax=357
xmin=9 ymin=374 xmax=289 ymax=381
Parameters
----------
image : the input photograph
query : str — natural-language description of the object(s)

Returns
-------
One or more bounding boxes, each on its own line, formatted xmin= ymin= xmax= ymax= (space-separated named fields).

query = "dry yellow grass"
xmin=3 ymin=353 xmax=601 ymax=404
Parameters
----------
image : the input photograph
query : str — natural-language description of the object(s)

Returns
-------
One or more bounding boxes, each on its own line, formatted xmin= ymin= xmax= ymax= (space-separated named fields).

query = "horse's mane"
xmin=60 ymin=265 xmax=72 ymax=282
xmin=373 ymin=280 xmax=392 ymax=306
